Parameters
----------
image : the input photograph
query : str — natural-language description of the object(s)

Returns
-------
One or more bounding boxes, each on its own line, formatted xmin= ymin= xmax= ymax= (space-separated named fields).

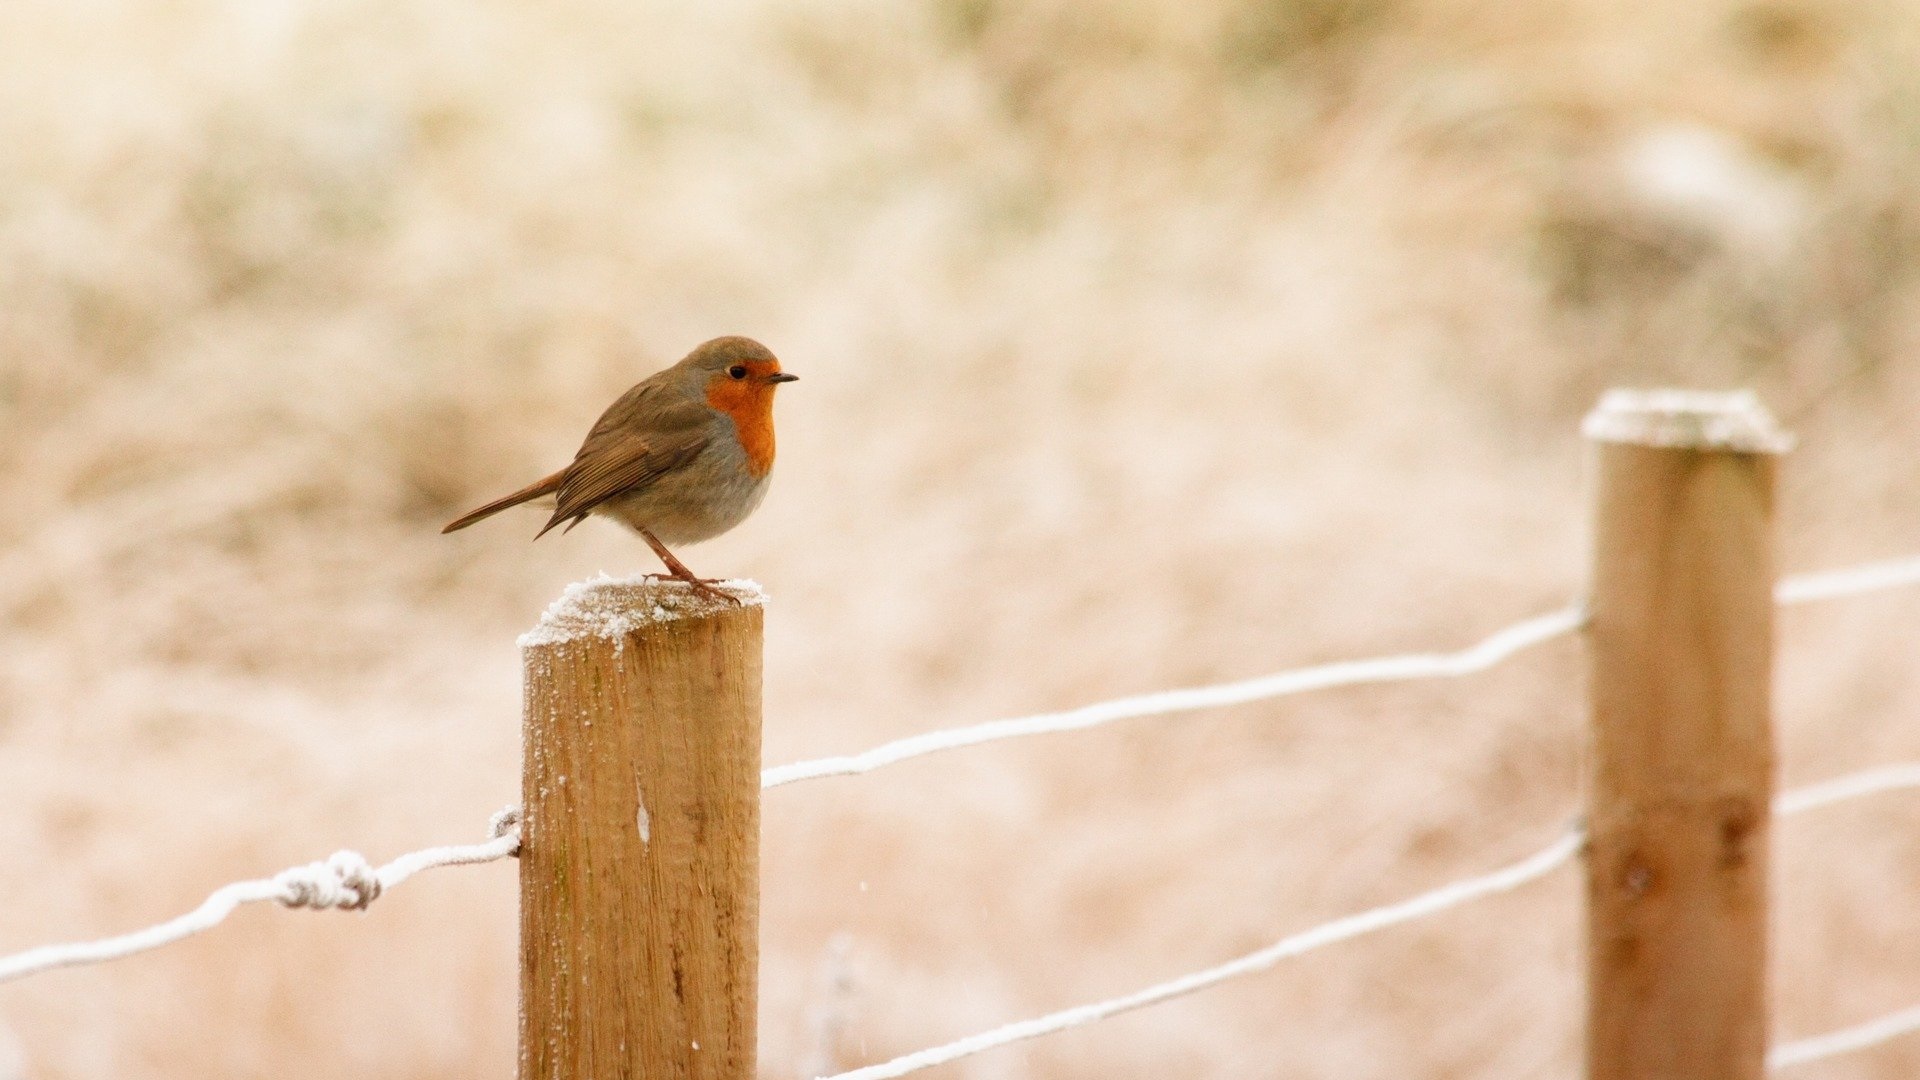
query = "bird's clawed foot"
xmin=638 ymin=528 xmax=742 ymax=606
xmin=642 ymin=571 xmax=741 ymax=606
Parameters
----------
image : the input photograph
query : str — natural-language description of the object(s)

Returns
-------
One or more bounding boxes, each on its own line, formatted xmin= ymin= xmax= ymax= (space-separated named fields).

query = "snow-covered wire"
xmin=763 ymin=607 xmax=1586 ymax=788
xmin=1776 ymin=552 xmax=1920 ymax=606
xmin=0 ymin=807 xmax=521 ymax=985
xmin=1771 ymin=1002 xmax=1920 ymax=1070
xmin=1765 ymin=762 xmax=1920 ymax=1071
xmin=818 ymin=829 xmax=1584 ymax=1080
xmin=1775 ymin=763 xmax=1920 ymax=816
xmin=766 ymin=550 xmax=1920 ymax=791
xmin=813 ymin=764 xmax=1920 ymax=1080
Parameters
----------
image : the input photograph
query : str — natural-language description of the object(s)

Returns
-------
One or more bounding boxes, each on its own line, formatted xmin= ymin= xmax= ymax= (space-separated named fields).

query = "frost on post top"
xmin=517 ymin=573 xmax=767 ymax=648
xmin=1581 ymin=388 xmax=1794 ymax=454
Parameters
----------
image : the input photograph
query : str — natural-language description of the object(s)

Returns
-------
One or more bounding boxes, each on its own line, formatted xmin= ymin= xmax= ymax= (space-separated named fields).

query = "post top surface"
xmin=518 ymin=573 xmax=767 ymax=648
xmin=1581 ymin=388 xmax=1794 ymax=453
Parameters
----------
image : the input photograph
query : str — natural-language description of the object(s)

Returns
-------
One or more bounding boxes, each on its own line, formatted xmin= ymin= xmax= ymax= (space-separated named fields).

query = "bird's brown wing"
xmin=535 ymin=383 xmax=712 ymax=538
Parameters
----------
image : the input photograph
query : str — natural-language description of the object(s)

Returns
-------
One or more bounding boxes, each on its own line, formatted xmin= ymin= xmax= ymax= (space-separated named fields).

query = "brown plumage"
xmin=443 ymin=336 xmax=796 ymax=599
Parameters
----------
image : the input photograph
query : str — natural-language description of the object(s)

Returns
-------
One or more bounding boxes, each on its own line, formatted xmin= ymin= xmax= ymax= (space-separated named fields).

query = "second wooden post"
xmin=1582 ymin=390 xmax=1789 ymax=1080
xmin=519 ymin=578 xmax=765 ymax=1080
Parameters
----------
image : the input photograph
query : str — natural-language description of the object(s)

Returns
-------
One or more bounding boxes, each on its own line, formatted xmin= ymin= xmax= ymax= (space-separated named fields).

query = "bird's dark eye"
xmin=728 ymin=365 xmax=749 ymax=380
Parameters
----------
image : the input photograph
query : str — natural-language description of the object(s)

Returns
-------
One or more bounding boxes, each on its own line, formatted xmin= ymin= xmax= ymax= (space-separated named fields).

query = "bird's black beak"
xmin=768 ymin=372 xmax=799 ymax=383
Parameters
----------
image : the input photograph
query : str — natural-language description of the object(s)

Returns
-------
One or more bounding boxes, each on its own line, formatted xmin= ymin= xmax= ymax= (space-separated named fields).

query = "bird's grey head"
xmin=676 ymin=336 xmax=796 ymax=389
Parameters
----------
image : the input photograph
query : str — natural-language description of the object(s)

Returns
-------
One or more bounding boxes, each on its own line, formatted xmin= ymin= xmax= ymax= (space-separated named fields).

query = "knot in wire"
xmin=276 ymin=850 xmax=383 ymax=911
xmin=490 ymin=805 xmax=523 ymax=857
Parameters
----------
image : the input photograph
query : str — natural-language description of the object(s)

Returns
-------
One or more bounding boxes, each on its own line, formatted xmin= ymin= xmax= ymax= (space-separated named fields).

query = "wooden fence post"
xmin=518 ymin=577 xmax=765 ymax=1080
xmin=1582 ymin=390 xmax=1791 ymax=1080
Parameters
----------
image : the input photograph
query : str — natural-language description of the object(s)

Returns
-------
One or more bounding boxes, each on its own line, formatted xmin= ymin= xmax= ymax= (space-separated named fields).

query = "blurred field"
xmin=2 ymin=0 xmax=1918 ymax=1076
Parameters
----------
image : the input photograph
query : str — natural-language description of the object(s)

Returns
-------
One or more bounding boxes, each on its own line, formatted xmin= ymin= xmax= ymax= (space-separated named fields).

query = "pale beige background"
xmin=1 ymin=1 xmax=1917 ymax=1077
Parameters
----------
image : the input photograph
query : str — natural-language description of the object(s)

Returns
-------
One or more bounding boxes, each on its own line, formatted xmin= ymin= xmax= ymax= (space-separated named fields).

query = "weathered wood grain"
xmin=519 ymin=579 xmax=764 ymax=1080
xmin=1583 ymin=391 xmax=1786 ymax=1080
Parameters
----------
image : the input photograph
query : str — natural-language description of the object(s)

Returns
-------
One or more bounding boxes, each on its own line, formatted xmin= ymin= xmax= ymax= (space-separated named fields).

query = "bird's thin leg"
xmin=639 ymin=528 xmax=737 ymax=605
xmin=639 ymin=529 xmax=706 ymax=581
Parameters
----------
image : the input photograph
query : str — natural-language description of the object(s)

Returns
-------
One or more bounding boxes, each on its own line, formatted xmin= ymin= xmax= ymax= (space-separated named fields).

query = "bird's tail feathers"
xmin=441 ymin=469 xmax=566 ymax=533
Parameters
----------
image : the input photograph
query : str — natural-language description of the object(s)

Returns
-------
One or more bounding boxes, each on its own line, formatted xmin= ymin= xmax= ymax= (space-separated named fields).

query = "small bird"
xmin=443 ymin=336 xmax=796 ymax=601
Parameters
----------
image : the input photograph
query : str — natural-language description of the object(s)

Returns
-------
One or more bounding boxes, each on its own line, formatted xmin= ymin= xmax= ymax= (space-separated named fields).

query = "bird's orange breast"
xmin=704 ymin=381 xmax=777 ymax=476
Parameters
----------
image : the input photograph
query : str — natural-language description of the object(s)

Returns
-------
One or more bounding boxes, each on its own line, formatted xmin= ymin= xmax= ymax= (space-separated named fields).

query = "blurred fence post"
xmin=518 ymin=578 xmax=765 ymax=1080
xmin=1582 ymin=390 xmax=1789 ymax=1080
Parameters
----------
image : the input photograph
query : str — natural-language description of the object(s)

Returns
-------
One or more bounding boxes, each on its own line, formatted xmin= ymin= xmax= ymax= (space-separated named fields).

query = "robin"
xmin=443 ymin=336 xmax=796 ymax=602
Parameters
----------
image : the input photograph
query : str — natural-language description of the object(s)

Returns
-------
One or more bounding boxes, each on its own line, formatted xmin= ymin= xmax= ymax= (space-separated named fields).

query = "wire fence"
xmin=0 ymin=808 xmax=522 ymax=984
xmin=766 ymin=551 xmax=1920 ymax=790
xmin=820 ymin=829 xmax=1588 ymax=1080
xmin=761 ymin=606 xmax=1585 ymax=789
xmin=2 ymin=550 xmax=1918 ymax=1074
xmin=815 ymin=763 xmax=1920 ymax=1080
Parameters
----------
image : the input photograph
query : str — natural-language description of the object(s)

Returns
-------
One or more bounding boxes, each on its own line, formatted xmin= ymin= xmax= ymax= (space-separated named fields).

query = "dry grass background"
xmin=1 ymin=0 xmax=1917 ymax=1076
